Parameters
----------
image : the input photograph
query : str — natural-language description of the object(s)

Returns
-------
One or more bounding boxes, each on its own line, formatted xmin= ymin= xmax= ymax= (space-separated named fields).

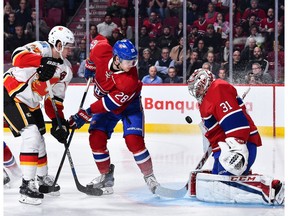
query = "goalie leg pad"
xmin=188 ymin=170 xmax=211 ymax=196
xmin=192 ymin=173 xmax=284 ymax=205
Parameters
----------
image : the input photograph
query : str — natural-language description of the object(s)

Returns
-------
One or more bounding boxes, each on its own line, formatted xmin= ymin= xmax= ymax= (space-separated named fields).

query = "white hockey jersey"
xmin=3 ymin=41 xmax=73 ymax=119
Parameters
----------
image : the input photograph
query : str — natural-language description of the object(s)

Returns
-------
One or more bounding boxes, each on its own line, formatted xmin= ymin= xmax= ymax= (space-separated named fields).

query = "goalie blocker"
xmin=188 ymin=171 xmax=284 ymax=205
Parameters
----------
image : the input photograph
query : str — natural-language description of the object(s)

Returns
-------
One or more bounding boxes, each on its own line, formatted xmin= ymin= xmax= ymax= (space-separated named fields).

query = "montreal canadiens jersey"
xmin=3 ymin=41 xmax=73 ymax=119
xmin=88 ymin=36 xmax=142 ymax=114
xmin=199 ymin=79 xmax=262 ymax=152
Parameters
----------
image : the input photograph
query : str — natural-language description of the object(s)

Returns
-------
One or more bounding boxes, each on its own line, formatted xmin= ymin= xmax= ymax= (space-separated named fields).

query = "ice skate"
xmin=87 ymin=164 xmax=115 ymax=195
xmin=3 ymin=169 xmax=10 ymax=186
xmin=273 ymin=180 xmax=285 ymax=205
xmin=37 ymin=175 xmax=60 ymax=196
xmin=19 ymin=179 xmax=44 ymax=205
xmin=144 ymin=173 xmax=160 ymax=194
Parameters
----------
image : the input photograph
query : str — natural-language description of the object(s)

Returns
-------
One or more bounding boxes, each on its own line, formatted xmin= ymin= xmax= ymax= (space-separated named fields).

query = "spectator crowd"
xmin=4 ymin=0 xmax=285 ymax=84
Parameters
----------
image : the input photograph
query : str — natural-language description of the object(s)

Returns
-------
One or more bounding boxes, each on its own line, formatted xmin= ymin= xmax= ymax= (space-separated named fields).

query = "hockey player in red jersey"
xmin=69 ymin=38 xmax=160 ymax=195
xmin=4 ymin=26 xmax=74 ymax=205
xmin=186 ymin=69 xmax=284 ymax=205
xmin=188 ymin=68 xmax=262 ymax=176
xmin=3 ymin=141 xmax=22 ymax=186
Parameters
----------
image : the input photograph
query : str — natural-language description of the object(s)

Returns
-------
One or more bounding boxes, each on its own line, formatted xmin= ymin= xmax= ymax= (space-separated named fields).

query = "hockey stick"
xmin=241 ymin=86 xmax=251 ymax=100
xmin=155 ymin=146 xmax=212 ymax=198
xmin=155 ymin=87 xmax=252 ymax=198
xmin=39 ymin=78 xmax=102 ymax=196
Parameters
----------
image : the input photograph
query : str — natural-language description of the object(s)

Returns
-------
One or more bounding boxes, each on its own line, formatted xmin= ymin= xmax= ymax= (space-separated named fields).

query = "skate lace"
xmin=38 ymin=175 xmax=55 ymax=186
xmin=88 ymin=173 xmax=114 ymax=188
xmin=90 ymin=175 xmax=105 ymax=184
xmin=144 ymin=174 xmax=159 ymax=190
xmin=28 ymin=179 xmax=39 ymax=192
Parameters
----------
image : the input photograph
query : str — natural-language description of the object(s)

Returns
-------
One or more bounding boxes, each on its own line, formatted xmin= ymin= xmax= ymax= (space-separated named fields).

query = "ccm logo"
xmin=230 ymin=176 xmax=257 ymax=181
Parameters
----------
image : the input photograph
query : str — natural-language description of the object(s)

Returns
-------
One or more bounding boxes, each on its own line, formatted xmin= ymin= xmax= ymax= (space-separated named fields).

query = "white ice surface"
xmin=3 ymin=132 xmax=284 ymax=216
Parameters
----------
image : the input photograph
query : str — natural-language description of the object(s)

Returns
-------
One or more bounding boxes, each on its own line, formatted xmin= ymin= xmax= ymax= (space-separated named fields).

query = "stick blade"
xmin=39 ymin=183 xmax=103 ymax=196
xmin=155 ymin=184 xmax=187 ymax=198
xmin=38 ymin=185 xmax=59 ymax=193
xmin=84 ymin=187 xmax=103 ymax=196
xmin=76 ymin=183 xmax=104 ymax=196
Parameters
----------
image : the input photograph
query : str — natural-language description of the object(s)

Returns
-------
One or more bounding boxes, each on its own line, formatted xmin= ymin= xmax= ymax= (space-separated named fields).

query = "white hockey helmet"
xmin=187 ymin=69 xmax=214 ymax=103
xmin=48 ymin=26 xmax=75 ymax=56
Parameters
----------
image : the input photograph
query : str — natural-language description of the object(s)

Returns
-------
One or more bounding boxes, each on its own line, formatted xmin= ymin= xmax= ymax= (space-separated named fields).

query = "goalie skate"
xmin=37 ymin=175 xmax=60 ymax=196
xmin=19 ymin=179 xmax=44 ymax=205
xmin=87 ymin=164 xmax=115 ymax=195
xmin=144 ymin=173 xmax=160 ymax=194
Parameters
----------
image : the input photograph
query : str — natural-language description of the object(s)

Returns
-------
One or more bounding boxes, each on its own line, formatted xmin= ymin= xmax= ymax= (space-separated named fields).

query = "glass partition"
xmin=3 ymin=0 xmax=284 ymax=84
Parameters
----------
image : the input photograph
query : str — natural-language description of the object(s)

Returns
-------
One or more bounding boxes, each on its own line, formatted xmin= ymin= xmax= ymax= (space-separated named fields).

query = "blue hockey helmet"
xmin=113 ymin=39 xmax=138 ymax=61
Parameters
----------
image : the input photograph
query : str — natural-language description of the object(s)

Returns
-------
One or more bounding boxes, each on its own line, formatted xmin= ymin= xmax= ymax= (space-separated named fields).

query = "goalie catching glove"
xmin=51 ymin=118 xmax=70 ymax=144
xmin=218 ymin=137 xmax=249 ymax=175
xmin=69 ymin=108 xmax=92 ymax=129
xmin=37 ymin=57 xmax=63 ymax=81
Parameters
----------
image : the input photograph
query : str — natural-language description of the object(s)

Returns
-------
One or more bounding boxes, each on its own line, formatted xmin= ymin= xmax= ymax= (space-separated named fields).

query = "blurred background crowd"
xmin=3 ymin=0 xmax=285 ymax=84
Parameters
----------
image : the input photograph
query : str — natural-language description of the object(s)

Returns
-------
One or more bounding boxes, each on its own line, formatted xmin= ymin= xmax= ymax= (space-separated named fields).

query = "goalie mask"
xmin=187 ymin=69 xmax=214 ymax=103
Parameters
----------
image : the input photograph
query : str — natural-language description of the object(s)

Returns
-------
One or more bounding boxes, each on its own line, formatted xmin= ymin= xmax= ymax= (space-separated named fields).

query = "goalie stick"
xmin=39 ymin=78 xmax=103 ymax=196
xmin=155 ymin=87 xmax=251 ymax=198
xmin=155 ymin=146 xmax=212 ymax=198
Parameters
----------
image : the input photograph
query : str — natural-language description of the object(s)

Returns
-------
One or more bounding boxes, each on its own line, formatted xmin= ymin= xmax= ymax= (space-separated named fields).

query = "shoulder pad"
xmin=12 ymin=41 xmax=52 ymax=58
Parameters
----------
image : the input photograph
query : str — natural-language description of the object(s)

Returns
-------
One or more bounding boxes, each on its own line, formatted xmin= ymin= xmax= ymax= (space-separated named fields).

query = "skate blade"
xmin=19 ymin=195 xmax=42 ymax=205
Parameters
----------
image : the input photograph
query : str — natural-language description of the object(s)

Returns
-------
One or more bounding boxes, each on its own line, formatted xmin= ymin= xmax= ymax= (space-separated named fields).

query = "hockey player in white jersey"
xmin=4 ymin=26 xmax=75 ymax=205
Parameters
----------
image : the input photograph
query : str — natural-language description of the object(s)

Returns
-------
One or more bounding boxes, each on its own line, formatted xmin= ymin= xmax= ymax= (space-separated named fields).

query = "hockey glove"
xmin=84 ymin=68 xmax=95 ymax=80
xmin=50 ymin=118 xmax=70 ymax=144
xmin=69 ymin=108 xmax=92 ymax=129
xmin=37 ymin=57 xmax=63 ymax=82
xmin=84 ymin=59 xmax=96 ymax=79
xmin=218 ymin=137 xmax=249 ymax=176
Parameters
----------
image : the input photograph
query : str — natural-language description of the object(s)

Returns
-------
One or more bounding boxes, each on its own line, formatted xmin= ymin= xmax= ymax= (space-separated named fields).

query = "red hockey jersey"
xmin=199 ymin=79 xmax=262 ymax=152
xmin=88 ymin=36 xmax=142 ymax=114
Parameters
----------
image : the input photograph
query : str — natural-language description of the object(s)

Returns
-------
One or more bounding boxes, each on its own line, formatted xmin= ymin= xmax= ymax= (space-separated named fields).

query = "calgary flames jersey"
xmin=88 ymin=36 xmax=142 ymax=114
xmin=199 ymin=79 xmax=262 ymax=152
xmin=3 ymin=41 xmax=73 ymax=119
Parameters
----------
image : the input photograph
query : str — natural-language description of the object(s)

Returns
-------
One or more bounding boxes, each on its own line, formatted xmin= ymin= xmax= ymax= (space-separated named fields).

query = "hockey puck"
xmin=185 ymin=116 xmax=193 ymax=124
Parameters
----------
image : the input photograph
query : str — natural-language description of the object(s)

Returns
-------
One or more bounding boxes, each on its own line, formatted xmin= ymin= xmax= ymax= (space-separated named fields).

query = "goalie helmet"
xmin=187 ymin=69 xmax=214 ymax=103
xmin=48 ymin=26 xmax=75 ymax=48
